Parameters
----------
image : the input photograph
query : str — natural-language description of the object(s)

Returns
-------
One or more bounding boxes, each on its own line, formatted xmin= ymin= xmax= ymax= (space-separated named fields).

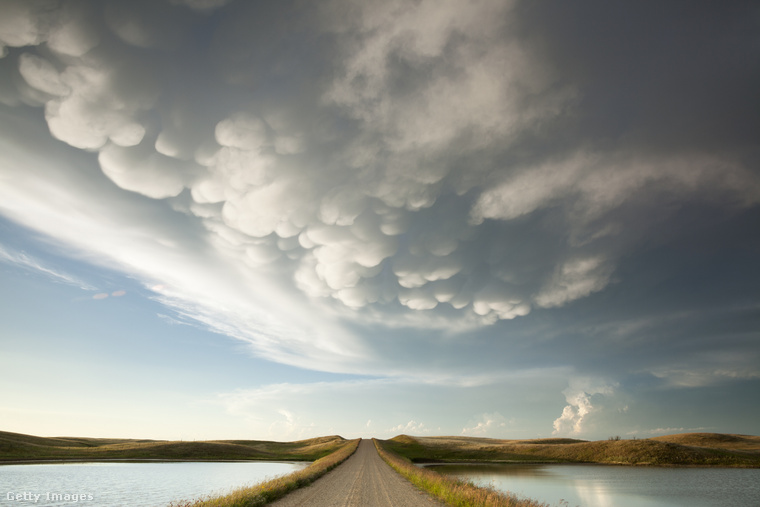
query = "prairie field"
xmin=0 ymin=430 xmax=347 ymax=462
xmin=381 ymin=432 xmax=760 ymax=467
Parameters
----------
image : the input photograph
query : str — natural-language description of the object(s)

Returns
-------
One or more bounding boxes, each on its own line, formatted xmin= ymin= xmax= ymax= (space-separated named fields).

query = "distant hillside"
xmin=651 ymin=432 xmax=760 ymax=450
xmin=0 ymin=430 xmax=346 ymax=462
xmin=382 ymin=432 xmax=760 ymax=467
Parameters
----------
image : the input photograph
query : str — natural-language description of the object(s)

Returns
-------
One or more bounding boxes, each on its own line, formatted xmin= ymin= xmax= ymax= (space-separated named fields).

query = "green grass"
xmin=374 ymin=439 xmax=548 ymax=507
xmin=169 ymin=438 xmax=360 ymax=506
xmin=382 ymin=433 xmax=760 ymax=467
xmin=0 ymin=430 xmax=348 ymax=462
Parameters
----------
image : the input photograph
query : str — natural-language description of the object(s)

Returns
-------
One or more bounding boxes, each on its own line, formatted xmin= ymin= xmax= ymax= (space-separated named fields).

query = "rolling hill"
xmin=381 ymin=432 xmax=760 ymax=467
xmin=0 ymin=430 xmax=346 ymax=462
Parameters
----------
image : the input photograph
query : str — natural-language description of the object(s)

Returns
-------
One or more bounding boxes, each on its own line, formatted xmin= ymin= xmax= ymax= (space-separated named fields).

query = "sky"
xmin=0 ymin=0 xmax=759 ymax=442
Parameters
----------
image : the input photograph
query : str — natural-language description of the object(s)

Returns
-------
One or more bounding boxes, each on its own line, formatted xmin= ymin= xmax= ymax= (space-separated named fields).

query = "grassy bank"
xmin=0 ymin=430 xmax=348 ymax=463
xmin=170 ymin=438 xmax=360 ymax=507
xmin=382 ymin=433 xmax=760 ymax=467
xmin=374 ymin=438 xmax=548 ymax=507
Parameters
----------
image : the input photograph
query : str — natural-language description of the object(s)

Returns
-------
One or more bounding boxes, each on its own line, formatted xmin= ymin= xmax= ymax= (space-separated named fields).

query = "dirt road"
xmin=270 ymin=439 xmax=443 ymax=506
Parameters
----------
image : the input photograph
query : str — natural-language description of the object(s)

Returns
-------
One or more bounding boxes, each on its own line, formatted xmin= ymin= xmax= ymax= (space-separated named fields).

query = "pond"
xmin=0 ymin=461 xmax=309 ymax=506
xmin=425 ymin=463 xmax=760 ymax=507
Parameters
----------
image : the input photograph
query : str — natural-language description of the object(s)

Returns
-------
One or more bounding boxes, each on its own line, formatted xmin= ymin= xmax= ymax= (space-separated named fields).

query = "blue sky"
xmin=1 ymin=0 xmax=759 ymax=442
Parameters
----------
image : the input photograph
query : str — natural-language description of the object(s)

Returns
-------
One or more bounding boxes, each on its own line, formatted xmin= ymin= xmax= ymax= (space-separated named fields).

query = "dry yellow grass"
xmin=374 ymin=439 xmax=548 ymax=507
xmin=170 ymin=438 xmax=360 ymax=507
xmin=0 ymin=430 xmax=348 ymax=462
xmin=384 ymin=433 xmax=760 ymax=467
xmin=651 ymin=433 xmax=760 ymax=451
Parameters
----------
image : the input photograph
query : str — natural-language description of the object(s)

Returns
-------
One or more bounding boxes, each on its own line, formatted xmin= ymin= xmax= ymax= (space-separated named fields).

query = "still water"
xmin=426 ymin=463 xmax=760 ymax=507
xmin=0 ymin=461 xmax=309 ymax=506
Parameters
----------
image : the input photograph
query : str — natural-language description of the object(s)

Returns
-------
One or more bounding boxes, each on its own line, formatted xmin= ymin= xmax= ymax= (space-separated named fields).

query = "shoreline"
xmin=0 ymin=458 xmax=313 ymax=465
xmin=417 ymin=460 xmax=760 ymax=469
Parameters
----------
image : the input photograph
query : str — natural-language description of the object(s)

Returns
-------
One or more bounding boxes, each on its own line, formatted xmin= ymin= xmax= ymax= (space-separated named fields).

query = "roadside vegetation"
xmin=0 ymin=430 xmax=348 ymax=462
xmin=381 ymin=433 xmax=760 ymax=467
xmin=170 ymin=438 xmax=360 ymax=507
xmin=374 ymin=439 xmax=548 ymax=507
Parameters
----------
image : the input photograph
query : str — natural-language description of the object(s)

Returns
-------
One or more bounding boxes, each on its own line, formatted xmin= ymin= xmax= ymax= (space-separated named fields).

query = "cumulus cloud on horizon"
xmin=552 ymin=379 xmax=617 ymax=436
xmin=1 ymin=0 xmax=759 ymax=398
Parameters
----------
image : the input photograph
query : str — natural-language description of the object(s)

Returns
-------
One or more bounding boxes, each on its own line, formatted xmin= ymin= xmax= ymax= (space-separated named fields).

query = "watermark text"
xmin=5 ymin=492 xmax=93 ymax=503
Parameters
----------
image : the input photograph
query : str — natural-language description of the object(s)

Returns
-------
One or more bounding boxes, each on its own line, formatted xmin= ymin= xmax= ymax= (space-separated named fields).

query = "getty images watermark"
xmin=5 ymin=492 xmax=94 ymax=503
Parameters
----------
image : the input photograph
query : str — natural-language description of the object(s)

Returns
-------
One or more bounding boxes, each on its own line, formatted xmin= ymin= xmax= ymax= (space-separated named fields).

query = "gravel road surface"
xmin=270 ymin=439 xmax=443 ymax=506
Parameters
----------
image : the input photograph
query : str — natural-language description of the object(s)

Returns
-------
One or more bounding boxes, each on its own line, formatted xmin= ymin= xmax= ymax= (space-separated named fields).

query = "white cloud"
xmin=45 ymin=62 xmax=154 ymax=150
xmin=5 ymin=0 xmax=757 ymax=339
xmin=214 ymin=374 xmax=554 ymax=439
xmin=104 ymin=2 xmax=192 ymax=50
xmin=0 ymin=0 xmax=99 ymax=59
xmin=0 ymin=0 xmax=53 ymax=50
xmin=0 ymin=119 xmax=368 ymax=374
xmin=46 ymin=1 xmax=100 ymax=57
xmin=99 ymin=143 xmax=191 ymax=199
xmin=650 ymin=366 xmax=760 ymax=389
xmin=552 ymin=379 xmax=616 ymax=436
xmin=535 ymin=256 xmax=613 ymax=309
xmin=461 ymin=412 xmax=512 ymax=437
xmin=325 ymin=0 xmax=539 ymax=153
xmin=0 ymin=244 xmax=96 ymax=291
xmin=215 ymin=113 xmax=269 ymax=151
xmin=471 ymin=152 xmax=760 ymax=229
xmin=640 ymin=426 xmax=710 ymax=436
xmin=389 ymin=420 xmax=428 ymax=435
xmin=216 ymin=379 xmax=399 ymax=439
xmin=1 ymin=0 xmax=760 ymax=387
xmin=18 ymin=53 xmax=69 ymax=96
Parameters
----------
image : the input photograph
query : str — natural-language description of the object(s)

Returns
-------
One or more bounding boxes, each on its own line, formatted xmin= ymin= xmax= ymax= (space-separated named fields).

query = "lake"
xmin=425 ymin=463 xmax=760 ymax=507
xmin=0 ymin=461 xmax=309 ymax=506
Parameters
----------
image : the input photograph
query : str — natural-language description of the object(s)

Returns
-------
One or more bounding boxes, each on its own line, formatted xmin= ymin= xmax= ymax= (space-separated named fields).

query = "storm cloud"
xmin=1 ymin=0 xmax=758 ymax=438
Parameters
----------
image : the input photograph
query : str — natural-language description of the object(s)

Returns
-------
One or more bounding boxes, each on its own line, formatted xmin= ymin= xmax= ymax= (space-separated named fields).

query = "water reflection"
xmin=0 ymin=461 xmax=309 ymax=506
xmin=425 ymin=463 xmax=760 ymax=507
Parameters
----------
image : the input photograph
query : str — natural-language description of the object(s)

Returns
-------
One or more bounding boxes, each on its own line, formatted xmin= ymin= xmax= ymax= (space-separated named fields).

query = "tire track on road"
xmin=270 ymin=439 xmax=443 ymax=507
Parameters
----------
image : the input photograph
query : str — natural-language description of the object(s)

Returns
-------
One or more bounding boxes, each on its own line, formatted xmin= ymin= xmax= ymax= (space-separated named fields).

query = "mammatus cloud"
xmin=1 ymin=0 xmax=759 ymax=418
xmin=2 ymin=0 xmax=758 ymax=336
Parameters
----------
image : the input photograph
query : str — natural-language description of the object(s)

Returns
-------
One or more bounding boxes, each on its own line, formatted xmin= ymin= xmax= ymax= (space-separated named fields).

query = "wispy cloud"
xmin=389 ymin=420 xmax=429 ymax=435
xmin=3 ymin=0 xmax=757 ymax=347
xmin=650 ymin=368 xmax=760 ymax=389
xmin=461 ymin=412 xmax=513 ymax=437
xmin=0 ymin=244 xmax=96 ymax=291
xmin=1 ymin=0 xmax=759 ymax=440
xmin=632 ymin=427 xmax=712 ymax=437
xmin=91 ymin=290 xmax=127 ymax=300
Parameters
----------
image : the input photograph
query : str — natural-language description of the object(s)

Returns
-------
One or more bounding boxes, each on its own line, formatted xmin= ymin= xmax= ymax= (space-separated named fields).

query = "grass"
xmin=169 ymin=438 xmax=360 ymax=506
xmin=382 ymin=433 xmax=760 ymax=467
xmin=0 ymin=430 xmax=349 ymax=463
xmin=374 ymin=438 xmax=548 ymax=507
